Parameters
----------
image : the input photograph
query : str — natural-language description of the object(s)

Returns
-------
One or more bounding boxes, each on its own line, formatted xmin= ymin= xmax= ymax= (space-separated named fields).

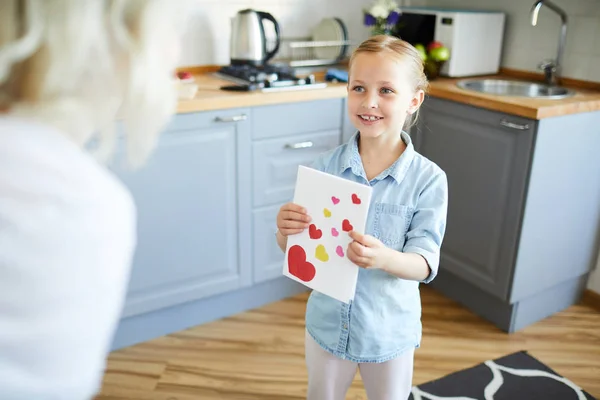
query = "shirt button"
xmin=343 ymin=324 xmax=348 ymax=329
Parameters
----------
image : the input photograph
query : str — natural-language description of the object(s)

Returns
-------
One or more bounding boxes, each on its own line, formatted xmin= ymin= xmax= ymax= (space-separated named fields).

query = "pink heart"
xmin=331 ymin=196 xmax=340 ymax=205
xmin=331 ymin=228 xmax=339 ymax=237
xmin=336 ymin=245 xmax=344 ymax=257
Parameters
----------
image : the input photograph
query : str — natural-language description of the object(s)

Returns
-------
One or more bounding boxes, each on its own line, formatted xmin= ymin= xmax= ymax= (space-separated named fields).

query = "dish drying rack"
xmin=272 ymin=37 xmax=355 ymax=67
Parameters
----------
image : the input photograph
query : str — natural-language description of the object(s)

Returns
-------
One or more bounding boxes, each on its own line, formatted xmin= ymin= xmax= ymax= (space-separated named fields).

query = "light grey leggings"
xmin=305 ymin=330 xmax=414 ymax=400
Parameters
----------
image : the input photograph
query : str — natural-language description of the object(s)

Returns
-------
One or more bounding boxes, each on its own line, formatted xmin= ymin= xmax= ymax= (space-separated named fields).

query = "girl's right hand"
xmin=276 ymin=202 xmax=312 ymax=237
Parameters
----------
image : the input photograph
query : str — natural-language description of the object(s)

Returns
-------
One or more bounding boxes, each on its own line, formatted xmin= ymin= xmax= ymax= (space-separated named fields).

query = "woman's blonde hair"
xmin=349 ymin=35 xmax=429 ymax=128
xmin=0 ymin=0 xmax=190 ymax=167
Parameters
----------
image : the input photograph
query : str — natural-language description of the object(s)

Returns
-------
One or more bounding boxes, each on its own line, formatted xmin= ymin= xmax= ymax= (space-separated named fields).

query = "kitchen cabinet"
xmin=413 ymin=96 xmax=600 ymax=332
xmin=251 ymin=99 xmax=343 ymax=283
xmin=110 ymin=108 xmax=253 ymax=318
xmin=109 ymin=99 xmax=344 ymax=349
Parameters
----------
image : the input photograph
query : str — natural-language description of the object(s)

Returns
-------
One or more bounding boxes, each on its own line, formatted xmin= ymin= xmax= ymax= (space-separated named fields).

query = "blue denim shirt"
xmin=305 ymin=131 xmax=448 ymax=363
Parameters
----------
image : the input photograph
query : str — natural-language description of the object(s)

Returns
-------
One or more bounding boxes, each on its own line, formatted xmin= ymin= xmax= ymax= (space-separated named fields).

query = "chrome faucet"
xmin=530 ymin=0 xmax=567 ymax=86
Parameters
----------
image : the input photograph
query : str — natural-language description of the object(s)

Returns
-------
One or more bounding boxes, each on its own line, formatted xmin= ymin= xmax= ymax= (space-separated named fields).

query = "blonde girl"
xmin=276 ymin=35 xmax=448 ymax=399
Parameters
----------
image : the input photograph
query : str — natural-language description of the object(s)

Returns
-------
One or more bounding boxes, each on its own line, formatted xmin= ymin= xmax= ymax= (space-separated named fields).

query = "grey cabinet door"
xmin=111 ymin=114 xmax=250 ymax=317
xmin=414 ymin=97 xmax=535 ymax=300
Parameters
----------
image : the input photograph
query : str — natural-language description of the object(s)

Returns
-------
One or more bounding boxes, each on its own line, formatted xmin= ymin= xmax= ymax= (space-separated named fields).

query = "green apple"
xmin=429 ymin=46 xmax=450 ymax=62
xmin=414 ymin=43 xmax=427 ymax=61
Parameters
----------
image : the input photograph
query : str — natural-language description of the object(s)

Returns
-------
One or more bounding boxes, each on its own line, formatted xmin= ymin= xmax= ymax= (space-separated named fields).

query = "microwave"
xmin=393 ymin=7 xmax=505 ymax=77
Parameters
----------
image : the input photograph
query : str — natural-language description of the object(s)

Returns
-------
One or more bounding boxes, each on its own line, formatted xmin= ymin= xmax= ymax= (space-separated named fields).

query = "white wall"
xmin=177 ymin=0 xmax=600 ymax=84
xmin=411 ymin=0 xmax=600 ymax=82
xmin=176 ymin=0 xmax=372 ymax=67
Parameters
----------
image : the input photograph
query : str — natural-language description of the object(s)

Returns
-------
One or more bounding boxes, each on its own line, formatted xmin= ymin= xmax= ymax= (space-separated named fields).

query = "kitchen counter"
xmin=176 ymin=73 xmax=348 ymax=114
xmin=177 ymin=68 xmax=600 ymax=120
xmin=428 ymin=75 xmax=600 ymax=120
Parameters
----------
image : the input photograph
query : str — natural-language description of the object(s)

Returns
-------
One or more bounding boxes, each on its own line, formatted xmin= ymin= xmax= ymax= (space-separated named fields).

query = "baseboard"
xmin=110 ymin=277 xmax=308 ymax=351
xmin=581 ymin=289 xmax=600 ymax=311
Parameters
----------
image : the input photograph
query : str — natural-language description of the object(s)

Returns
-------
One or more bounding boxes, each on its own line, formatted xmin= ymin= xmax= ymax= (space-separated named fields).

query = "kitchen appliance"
xmin=230 ymin=9 xmax=281 ymax=66
xmin=215 ymin=64 xmax=327 ymax=92
xmin=393 ymin=7 xmax=505 ymax=77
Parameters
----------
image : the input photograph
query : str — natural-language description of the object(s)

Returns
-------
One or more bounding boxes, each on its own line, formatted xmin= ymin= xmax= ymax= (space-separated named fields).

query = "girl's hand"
xmin=276 ymin=202 xmax=311 ymax=237
xmin=347 ymin=231 xmax=388 ymax=269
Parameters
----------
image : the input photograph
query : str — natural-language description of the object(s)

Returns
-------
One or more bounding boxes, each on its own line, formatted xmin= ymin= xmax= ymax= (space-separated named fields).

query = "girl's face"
xmin=347 ymin=51 xmax=424 ymax=140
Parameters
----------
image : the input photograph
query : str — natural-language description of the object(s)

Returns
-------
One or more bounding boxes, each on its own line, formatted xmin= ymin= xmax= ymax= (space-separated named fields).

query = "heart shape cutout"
xmin=331 ymin=227 xmax=339 ymax=237
xmin=336 ymin=245 xmax=344 ymax=257
xmin=323 ymin=208 xmax=332 ymax=218
xmin=331 ymin=196 xmax=340 ymax=205
xmin=288 ymin=245 xmax=316 ymax=282
xmin=351 ymin=193 xmax=361 ymax=205
xmin=315 ymin=244 xmax=329 ymax=262
xmin=342 ymin=219 xmax=353 ymax=232
xmin=308 ymin=224 xmax=322 ymax=239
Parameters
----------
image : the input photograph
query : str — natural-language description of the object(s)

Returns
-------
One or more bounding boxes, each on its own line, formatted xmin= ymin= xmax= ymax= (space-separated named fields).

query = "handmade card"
xmin=282 ymin=165 xmax=372 ymax=303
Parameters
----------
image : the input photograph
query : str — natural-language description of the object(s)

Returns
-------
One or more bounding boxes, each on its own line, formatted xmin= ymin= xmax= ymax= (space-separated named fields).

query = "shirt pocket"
xmin=374 ymin=203 xmax=413 ymax=248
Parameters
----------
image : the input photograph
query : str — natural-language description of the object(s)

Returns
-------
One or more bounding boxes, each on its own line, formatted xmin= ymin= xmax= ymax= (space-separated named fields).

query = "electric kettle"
xmin=230 ymin=9 xmax=281 ymax=65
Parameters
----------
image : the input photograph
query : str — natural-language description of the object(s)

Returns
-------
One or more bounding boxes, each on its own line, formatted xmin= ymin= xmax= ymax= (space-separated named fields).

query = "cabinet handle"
xmin=284 ymin=141 xmax=314 ymax=150
xmin=500 ymin=118 xmax=529 ymax=130
xmin=214 ymin=114 xmax=247 ymax=123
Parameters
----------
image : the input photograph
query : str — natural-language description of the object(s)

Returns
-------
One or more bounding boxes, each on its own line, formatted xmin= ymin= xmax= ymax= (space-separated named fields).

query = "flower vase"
xmin=371 ymin=26 xmax=391 ymax=36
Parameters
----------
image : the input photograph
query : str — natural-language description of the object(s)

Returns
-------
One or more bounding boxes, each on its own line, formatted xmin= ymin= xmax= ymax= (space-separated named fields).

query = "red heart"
xmin=342 ymin=219 xmax=353 ymax=232
xmin=352 ymin=193 xmax=361 ymax=204
xmin=308 ymin=224 xmax=322 ymax=239
xmin=288 ymin=245 xmax=316 ymax=282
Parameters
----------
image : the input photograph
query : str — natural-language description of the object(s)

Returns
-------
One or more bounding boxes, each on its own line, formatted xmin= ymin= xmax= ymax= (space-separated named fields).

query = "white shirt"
xmin=0 ymin=117 xmax=136 ymax=399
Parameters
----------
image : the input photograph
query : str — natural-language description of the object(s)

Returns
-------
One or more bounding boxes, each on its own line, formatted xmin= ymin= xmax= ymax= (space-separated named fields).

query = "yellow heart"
xmin=323 ymin=208 xmax=332 ymax=218
xmin=315 ymin=245 xmax=329 ymax=262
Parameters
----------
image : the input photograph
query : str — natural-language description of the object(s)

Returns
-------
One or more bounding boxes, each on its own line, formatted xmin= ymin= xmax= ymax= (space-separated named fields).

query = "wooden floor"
xmin=96 ymin=286 xmax=600 ymax=400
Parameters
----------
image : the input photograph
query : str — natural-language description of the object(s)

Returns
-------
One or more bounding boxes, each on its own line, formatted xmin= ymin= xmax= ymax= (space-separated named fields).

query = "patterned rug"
xmin=409 ymin=351 xmax=596 ymax=400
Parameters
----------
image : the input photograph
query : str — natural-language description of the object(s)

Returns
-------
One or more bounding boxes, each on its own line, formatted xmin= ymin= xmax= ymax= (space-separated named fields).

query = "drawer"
xmin=163 ymin=108 xmax=250 ymax=132
xmin=253 ymin=205 xmax=286 ymax=283
xmin=252 ymin=99 xmax=343 ymax=140
xmin=253 ymin=130 xmax=341 ymax=208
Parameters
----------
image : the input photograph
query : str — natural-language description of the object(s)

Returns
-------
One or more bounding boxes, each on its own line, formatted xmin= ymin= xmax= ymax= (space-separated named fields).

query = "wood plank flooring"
xmin=96 ymin=286 xmax=600 ymax=399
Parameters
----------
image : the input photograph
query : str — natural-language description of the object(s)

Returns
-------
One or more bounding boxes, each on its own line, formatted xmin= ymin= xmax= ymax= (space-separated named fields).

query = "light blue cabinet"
xmin=110 ymin=100 xmax=344 ymax=349
xmin=110 ymin=108 xmax=252 ymax=318
xmin=250 ymin=99 xmax=344 ymax=284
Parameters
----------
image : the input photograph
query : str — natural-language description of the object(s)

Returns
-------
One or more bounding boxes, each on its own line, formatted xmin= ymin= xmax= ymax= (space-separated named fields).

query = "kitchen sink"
xmin=456 ymin=78 xmax=575 ymax=99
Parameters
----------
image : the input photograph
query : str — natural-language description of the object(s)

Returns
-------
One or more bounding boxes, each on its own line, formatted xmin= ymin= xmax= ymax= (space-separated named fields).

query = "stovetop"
xmin=215 ymin=64 xmax=325 ymax=92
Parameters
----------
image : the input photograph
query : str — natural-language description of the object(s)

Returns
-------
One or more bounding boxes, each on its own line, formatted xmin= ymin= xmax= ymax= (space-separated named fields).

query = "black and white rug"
xmin=409 ymin=351 xmax=596 ymax=400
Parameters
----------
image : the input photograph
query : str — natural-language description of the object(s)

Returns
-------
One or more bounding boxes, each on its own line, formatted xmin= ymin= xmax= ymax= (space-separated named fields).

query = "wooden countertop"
xmin=176 ymin=68 xmax=600 ymax=120
xmin=176 ymin=73 xmax=348 ymax=114
xmin=427 ymin=75 xmax=600 ymax=120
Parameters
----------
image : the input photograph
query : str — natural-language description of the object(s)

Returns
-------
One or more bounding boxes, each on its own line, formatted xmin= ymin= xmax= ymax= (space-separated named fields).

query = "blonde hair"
xmin=0 ymin=0 xmax=191 ymax=167
xmin=349 ymin=35 xmax=429 ymax=129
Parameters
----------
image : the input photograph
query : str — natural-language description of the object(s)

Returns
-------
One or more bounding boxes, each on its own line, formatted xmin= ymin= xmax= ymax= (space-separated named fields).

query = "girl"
xmin=276 ymin=35 xmax=448 ymax=399
xmin=0 ymin=1 xmax=188 ymax=398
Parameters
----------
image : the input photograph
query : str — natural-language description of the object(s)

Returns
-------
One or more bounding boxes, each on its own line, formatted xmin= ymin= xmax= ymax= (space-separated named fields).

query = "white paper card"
xmin=283 ymin=165 xmax=373 ymax=303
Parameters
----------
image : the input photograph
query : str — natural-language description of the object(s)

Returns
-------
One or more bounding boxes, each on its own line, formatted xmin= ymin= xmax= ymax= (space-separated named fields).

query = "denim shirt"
xmin=305 ymin=131 xmax=448 ymax=363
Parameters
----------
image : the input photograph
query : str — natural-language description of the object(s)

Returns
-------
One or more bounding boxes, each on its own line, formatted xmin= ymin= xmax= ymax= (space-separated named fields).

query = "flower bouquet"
xmin=363 ymin=0 xmax=401 ymax=36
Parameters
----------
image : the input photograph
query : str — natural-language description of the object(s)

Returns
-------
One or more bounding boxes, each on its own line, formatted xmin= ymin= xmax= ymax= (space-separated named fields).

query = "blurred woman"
xmin=0 ymin=1 xmax=189 ymax=398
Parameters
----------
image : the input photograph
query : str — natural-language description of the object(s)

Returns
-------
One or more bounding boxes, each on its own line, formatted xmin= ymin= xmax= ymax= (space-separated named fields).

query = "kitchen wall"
xmin=176 ymin=0 xmax=372 ymax=67
xmin=177 ymin=0 xmax=600 ymax=83
xmin=407 ymin=0 xmax=600 ymax=83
